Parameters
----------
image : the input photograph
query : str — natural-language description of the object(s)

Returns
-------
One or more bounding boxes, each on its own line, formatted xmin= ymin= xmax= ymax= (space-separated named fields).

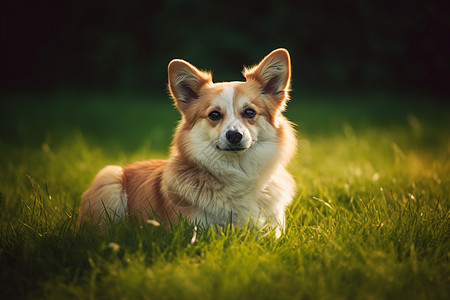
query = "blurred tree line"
xmin=1 ymin=0 xmax=449 ymax=95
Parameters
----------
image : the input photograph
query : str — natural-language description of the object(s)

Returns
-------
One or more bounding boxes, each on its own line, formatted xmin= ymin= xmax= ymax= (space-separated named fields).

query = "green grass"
xmin=0 ymin=91 xmax=449 ymax=299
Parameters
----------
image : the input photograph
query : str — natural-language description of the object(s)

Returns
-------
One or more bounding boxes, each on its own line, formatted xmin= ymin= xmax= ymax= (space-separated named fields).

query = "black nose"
xmin=226 ymin=130 xmax=243 ymax=144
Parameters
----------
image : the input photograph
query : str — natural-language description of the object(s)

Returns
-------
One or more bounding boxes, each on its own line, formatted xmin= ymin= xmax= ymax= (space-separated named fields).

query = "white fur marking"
xmin=81 ymin=165 xmax=127 ymax=224
xmin=220 ymin=85 xmax=241 ymax=130
xmin=220 ymin=85 xmax=235 ymax=116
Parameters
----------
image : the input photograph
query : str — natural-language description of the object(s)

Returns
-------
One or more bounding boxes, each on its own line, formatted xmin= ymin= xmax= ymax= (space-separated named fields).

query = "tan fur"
xmin=123 ymin=159 xmax=194 ymax=224
xmin=79 ymin=49 xmax=297 ymax=234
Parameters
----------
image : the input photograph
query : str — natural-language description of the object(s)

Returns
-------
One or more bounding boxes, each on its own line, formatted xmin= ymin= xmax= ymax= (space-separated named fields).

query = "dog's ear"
xmin=243 ymin=48 xmax=291 ymax=108
xmin=168 ymin=59 xmax=212 ymax=111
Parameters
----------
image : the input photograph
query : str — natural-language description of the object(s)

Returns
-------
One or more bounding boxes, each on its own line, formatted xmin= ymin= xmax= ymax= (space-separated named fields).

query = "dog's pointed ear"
xmin=243 ymin=48 xmax=291 ymax=107
xmin=168 ymin=59 xmax=212 ymax=111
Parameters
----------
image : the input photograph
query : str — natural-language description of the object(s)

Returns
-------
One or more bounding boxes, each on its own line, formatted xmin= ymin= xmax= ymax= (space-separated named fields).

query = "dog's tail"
xmin=78 ymin=165 xmax=127 ymax=226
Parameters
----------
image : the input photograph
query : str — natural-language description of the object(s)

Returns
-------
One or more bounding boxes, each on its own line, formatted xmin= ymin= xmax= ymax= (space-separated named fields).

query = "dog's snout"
xmin=226 ymin=130 xmax=243 ymax=144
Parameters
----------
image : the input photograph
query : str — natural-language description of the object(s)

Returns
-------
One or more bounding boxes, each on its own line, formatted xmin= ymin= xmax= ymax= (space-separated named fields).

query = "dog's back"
xmin=79 ymin=159 xmax=195 ymax=226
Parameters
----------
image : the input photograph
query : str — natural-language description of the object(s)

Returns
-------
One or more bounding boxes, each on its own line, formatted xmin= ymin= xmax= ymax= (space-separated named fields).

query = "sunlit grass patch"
xmin=0 ymin=92 xmax=449 ymax=299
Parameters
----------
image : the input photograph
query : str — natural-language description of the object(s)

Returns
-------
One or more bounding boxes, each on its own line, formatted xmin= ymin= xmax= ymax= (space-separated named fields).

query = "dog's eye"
xmin=243 ymin=108 xmax=256 ymax=118
xmin=208 ymin=111 xmax=222 ymax=121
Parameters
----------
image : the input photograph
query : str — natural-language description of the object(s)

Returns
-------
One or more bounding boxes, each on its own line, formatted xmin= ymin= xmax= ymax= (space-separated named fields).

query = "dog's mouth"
xmin=215 ymin=140 xmax=256 ymax=153
xmin=216 ymin=145 xmax=247 ymax=152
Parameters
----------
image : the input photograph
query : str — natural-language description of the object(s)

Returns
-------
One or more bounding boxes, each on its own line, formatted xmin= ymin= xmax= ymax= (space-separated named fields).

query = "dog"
xmin=78 ymin=48 xmax=297 ymax=235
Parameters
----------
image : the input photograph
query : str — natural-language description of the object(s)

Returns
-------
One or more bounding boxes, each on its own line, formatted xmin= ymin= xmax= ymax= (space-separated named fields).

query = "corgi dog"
xmin=79 ymin=48 xmax=297 ymax=234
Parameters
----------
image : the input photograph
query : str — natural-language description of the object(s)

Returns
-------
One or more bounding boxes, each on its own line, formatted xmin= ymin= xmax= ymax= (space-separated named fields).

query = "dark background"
xmin=1 ymin=0 xmax=449 ymax=96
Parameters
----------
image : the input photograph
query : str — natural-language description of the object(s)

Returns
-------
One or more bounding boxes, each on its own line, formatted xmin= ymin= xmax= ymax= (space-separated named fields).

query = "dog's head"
xmin=168 ymin=49 xmax=292 ymax=169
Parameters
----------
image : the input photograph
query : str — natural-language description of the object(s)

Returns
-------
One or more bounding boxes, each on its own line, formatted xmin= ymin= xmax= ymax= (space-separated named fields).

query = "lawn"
xmin=0 ymin=91 xmax=449 ymax=299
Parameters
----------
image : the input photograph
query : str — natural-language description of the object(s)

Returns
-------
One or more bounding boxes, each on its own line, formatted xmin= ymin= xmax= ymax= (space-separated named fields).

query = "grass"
xmin=0 ymin=90 xmax=449 ymax=299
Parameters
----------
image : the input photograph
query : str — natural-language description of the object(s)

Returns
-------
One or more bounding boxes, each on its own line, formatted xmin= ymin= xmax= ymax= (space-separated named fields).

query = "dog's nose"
xmin=226 ymin=130 xmax=243 ymax=144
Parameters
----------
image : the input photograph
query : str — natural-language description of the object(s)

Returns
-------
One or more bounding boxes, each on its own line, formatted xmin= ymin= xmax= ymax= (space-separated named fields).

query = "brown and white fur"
xmin=79 ymin=49 xmax=297 ymax=235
